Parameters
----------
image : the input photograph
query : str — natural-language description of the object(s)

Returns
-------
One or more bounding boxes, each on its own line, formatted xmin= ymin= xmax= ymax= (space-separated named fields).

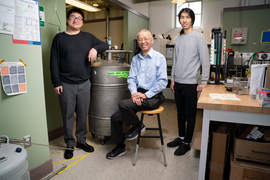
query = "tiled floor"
xmin=43 ymin=102 xmax=203 ymax=180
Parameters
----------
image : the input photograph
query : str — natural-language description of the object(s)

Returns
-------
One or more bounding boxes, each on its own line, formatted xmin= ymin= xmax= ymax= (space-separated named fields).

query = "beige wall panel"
xmin=81 ymin=20 xmax=124 ymax=49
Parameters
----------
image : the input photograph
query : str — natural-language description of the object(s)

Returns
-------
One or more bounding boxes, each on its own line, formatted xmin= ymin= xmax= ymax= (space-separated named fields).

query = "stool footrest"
xmin=146 ymin=128 xmax=159 ymax=130
xmin=140 ymin=135 xmax=161 ymax=138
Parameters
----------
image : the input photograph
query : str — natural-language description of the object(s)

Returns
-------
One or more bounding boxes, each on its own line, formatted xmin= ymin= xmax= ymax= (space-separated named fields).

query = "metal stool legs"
xmin=133 ymin=113 xmax=144 ymax=166
xmin=133 ymin=113 xmax=167 ymax=167
xmin=157 ymin=113 xmax=167 ymax=167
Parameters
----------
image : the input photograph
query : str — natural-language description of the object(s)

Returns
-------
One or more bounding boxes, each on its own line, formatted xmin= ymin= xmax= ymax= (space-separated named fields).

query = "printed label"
xmin=107 ymin=71 xmax=129 ymax=78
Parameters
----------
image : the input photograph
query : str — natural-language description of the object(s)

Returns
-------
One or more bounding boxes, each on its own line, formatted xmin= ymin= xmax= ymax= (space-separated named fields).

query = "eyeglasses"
xmin=137 ymin=37 xmax=152 ymax=42
xmin=69 ymin=15 xmax=83 ymax=22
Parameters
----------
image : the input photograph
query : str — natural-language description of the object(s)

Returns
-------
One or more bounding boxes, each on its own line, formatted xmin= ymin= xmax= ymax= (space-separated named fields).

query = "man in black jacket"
xmin=50 ymin=8 xmax=108 ymax=159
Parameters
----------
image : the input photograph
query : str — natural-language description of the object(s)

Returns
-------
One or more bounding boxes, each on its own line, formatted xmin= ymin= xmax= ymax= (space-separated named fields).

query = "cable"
xmin=0 ymin=138 xmax=74 ymax=150
xmin=248 ymin=53 xmax=257 ymax=69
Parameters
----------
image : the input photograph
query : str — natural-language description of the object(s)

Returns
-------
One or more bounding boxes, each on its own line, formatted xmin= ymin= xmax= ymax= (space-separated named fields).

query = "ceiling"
xmin=65 ymin=0 xmax=150 ymax=20
xmin=82 ymin=0 xmax=110 ymax=9
xmin=66 ymin=0 xmax=164 ymax=11
xmin=66 ymin=0 xmax=114 ymax=11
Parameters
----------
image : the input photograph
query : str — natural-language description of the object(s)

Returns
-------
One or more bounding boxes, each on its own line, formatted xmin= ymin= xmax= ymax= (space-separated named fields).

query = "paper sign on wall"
xmin=12 ymin=0 xmax=41 ymax=45
xmin=0 ymin=0 xmax=15 ymax=35
xmin=0 ymin=62 xmax=27 ymax=95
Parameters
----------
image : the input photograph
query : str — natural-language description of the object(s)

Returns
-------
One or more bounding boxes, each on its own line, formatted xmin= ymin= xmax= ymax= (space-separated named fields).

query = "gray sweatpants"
xmin=59 ymin=80 xmax=90 ymax=147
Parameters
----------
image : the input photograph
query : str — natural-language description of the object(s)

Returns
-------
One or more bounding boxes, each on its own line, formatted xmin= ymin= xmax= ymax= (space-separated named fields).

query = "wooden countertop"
xmin=197 ymin=85 xmax=270 ymax=114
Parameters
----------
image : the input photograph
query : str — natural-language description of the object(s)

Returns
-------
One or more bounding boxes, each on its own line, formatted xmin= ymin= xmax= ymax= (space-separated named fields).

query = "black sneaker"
xmin=76 ymin=142 xmax=94 ymax=152
xmin=64 ymin=147 xmax=74 ymax=159
xmin=167 ymin=138 xmax=182 ymax=147
xmin=125 ymin=123 xmax=146 ymax=140
xmin=106 ymin=145 xmax=126 ymax=159
xmin=174 ymin=143 xmax=191 ymax=156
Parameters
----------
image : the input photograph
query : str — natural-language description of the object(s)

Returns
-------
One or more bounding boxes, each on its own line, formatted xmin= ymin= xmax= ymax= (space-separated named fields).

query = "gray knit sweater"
xmin=171 ymin=31 xmax=210 ymax=85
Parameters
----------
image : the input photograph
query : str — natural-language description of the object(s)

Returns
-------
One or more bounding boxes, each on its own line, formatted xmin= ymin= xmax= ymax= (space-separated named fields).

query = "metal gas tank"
xmin=0 ymin=135 xmax=30 ymax=180
xmin=89 ymin=60 xmax=130 ymax=142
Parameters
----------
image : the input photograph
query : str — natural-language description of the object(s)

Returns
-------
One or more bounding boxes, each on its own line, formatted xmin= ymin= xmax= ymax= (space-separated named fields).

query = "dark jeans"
xmin=174 ymin=83 xmax=197 ymax=143
xmin=110 ymin=89 xmax=164 ymax=144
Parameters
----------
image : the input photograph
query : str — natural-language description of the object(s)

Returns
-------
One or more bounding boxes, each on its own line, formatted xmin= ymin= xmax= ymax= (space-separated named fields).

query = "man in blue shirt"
xmin=106 ymin=29 xmax=168 ymax=159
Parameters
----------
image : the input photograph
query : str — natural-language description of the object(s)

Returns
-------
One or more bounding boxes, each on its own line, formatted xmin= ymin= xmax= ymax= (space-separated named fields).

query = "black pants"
xmin=110 ymin=89 xmax=164 ymax=144
xmin=174 ymin=83 xmax=197 ymax=144
xmin=59 ymin=80 xmax=90 ymax=147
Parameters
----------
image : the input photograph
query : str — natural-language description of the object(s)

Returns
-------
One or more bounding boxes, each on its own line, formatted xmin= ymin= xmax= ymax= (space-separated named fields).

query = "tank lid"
xmin=0 ymin=143 xmax=28 ymax=179
xmin=105 ymin=50 xmax=132 ymax=53
xmin=105 ymin=50 xmax=132 ymax=61
xmin=92 ymin=60 xmax=130 ymax=67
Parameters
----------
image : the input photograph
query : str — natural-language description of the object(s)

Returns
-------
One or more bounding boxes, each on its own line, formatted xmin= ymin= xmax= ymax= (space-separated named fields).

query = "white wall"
xmin=114 ymin=0 xmax=269 ymax=44
xmin=118 ymin=0 xmax=149 ymax=17
xmin=149 ymin=1 xmax=175 ymax=37
xmin=148 ymin=0 xmax=269 ymax=44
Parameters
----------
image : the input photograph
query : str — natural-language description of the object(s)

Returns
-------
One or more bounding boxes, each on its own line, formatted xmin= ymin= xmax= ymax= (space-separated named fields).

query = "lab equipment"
xmin=256 ymin=88 xmax=270 ymax=107
xmin=88 ymin=50 xmax=132 ymax=144
xmin=231 ymin=27 xmax=248 ymax=45
xmin=209 ymin=27 xmax=225 ymax=84
xmin=0 ymin=135 xmax=30 ymax=180
xmin=225 ymin=77 xmax=248 ymax=95
xmin=256 ymin=53 xmax=270 ymax=61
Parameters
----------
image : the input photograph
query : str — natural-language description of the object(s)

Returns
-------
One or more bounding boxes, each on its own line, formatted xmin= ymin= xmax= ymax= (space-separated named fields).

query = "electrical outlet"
xmin=23 ymin=135 xmax=31 ymax=148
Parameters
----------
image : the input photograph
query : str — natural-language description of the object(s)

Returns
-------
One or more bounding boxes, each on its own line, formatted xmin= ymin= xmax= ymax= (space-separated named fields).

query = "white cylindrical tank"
xmin=0 ymin=135 xmax=30 ymax=180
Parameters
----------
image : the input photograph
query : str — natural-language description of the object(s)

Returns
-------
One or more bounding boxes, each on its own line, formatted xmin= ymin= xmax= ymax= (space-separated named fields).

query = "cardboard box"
xmin=264 ymin=128 xmax=270 ymax=141
xmin=209 ymin=127 xmax=230 ymax=180
xmin=256 ymin=89 xmax=270 ymax=107
xmin=233 ymin=132 xmax=270 ymax=167
xmin=265 ymin=65 xmax=270 ymax=89
xmin=230 ymin=152 xmax=270 ymax=180
xmin=192 ymin=131 xmax=201 ymax=150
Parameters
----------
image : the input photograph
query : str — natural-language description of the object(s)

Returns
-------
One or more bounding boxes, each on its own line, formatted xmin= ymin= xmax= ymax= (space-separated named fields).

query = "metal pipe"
xmin=43 ymin=165 xmax=67 ymax=180
xmin=218 ymin=32 xmax=223 ymax=83
xmin=106 ymin=7 xmax=110 ymax=44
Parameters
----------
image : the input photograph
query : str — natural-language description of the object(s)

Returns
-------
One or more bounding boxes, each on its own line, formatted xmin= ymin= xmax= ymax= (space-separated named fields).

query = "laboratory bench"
xmin=197 ymin=84 xmax=270 ymax=180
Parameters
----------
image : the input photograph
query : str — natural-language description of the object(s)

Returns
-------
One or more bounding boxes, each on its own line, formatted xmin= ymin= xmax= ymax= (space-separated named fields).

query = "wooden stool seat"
xmin=139 ymin=106 xmax=164 ymax=114
xmin=133 ymin=106 xmax=167 ymax=167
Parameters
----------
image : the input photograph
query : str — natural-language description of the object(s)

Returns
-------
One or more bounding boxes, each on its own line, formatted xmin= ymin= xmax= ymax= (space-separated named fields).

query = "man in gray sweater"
xmin=167 ymin=8 xmax=210 ymax=156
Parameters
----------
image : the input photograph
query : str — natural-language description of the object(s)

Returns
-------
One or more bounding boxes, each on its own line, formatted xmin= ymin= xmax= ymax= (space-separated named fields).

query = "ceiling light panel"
xmin=171 ymin=0 xmax=186 ymax=4
xmin=66 ymin=0 xmax=101 ymax=12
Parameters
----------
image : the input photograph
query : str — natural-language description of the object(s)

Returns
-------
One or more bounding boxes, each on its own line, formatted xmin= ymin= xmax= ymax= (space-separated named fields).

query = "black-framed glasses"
xmin=69 ymin=15 xmax=83 ymax=22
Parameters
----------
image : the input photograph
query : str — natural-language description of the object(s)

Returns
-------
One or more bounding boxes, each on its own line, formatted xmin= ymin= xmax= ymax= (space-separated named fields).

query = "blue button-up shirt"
xmin=128 ymin=48 xmax=168 ymax=98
